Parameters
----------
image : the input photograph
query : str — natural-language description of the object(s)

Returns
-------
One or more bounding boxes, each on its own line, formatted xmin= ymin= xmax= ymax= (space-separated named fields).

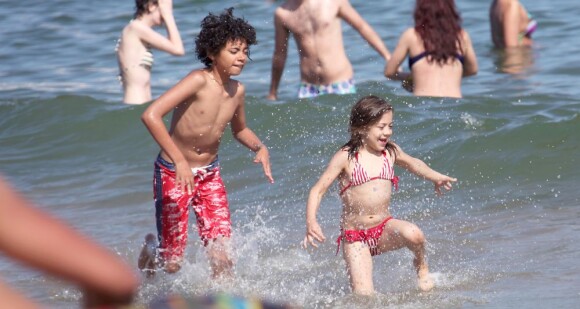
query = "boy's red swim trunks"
xmin=153 ymin=155 xmax=231 ymax=263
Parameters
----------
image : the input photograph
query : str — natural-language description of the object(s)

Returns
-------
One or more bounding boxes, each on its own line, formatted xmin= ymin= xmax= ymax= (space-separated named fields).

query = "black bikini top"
xmin=408 ymin=51 xmax=465 ymax=70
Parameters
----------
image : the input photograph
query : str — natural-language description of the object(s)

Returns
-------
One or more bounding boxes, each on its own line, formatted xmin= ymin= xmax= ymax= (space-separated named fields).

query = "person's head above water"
xmin=195 ymin=7 xmax=257 ymax=68
xmin=343 ymin=95 xmax=396 ymax=159
xmin=134 ymin=0 xmax=159 ymax=19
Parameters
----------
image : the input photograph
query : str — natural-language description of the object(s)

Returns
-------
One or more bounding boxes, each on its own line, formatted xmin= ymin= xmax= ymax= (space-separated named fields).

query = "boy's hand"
xmin=303 ymin=221 xmax=326 ymax=249
xmin=175 ymin=162 xmax=195 ymax=195
xmin=253 ymin=147 xmax=274 ymax=183
xmin=434 ymin=175 xmax=457 ymax=196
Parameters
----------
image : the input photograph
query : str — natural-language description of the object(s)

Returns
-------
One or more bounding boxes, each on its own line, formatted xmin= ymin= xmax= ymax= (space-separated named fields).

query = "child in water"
xmin=139 ymin=8 xmax=273 ymax=278
xmin=303 ymin=95 xmax=456 ymax=294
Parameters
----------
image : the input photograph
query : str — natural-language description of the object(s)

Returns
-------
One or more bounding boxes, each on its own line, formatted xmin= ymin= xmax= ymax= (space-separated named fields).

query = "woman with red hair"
xmin=385 ymin=0 xmax=478 ymax=98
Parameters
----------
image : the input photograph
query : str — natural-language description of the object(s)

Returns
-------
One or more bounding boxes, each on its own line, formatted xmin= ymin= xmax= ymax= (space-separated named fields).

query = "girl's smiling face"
xmin=362 ymin=111 xmax=393 ymax=154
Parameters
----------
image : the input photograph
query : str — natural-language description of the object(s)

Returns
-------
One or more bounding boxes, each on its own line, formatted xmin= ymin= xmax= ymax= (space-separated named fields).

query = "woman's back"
xmin=406 ymin=29 xmax=466 ymax=98
xmin=385 ymin=0 xmax=477 ymax=98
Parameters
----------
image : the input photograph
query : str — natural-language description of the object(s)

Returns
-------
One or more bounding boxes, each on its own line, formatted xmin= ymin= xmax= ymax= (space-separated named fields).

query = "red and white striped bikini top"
xmin=340 ymin=150 xmax=399 ymax=195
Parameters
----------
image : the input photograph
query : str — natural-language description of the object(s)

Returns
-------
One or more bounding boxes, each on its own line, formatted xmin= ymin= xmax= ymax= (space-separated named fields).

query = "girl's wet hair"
xmin=134 ymin=0 xmax=158 ymax=19
xmin=414 ymin=0 xmax=463 ymax=65
xmin=195 ymin=7 xmax=257 ymax=68
xmin=342 ymin=95 xmax=397 ymax=160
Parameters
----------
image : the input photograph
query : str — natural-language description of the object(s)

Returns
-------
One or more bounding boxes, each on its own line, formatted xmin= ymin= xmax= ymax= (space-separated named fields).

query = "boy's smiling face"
xmin=211 ymin=39 xmax=249 ymax=76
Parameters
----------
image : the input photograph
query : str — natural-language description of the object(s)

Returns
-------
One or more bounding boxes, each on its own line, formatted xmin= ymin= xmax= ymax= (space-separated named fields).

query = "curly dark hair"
xmin=195 ymin=7 xmax=257 ymax=68
xmin=414 ymin=0 xmax=463 ymax=65
xmin=134 ymin=0 xmax=158 ymax=19
xmin=342 ymin=95 xmax=397 ymax=160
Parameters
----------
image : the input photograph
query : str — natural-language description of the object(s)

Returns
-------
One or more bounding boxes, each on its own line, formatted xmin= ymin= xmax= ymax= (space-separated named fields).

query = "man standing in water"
xmin=267 ymin=0 xmax=393 ymax=100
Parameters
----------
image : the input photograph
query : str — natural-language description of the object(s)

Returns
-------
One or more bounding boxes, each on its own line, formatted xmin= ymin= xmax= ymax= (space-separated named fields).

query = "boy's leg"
xmin=377 ymin=219 xmax=434 ymax=291
xmin=153 ymin=159 xmax=193 ymax=274
xmin=137 ymin=233 xmax=157 ymax=278
xmin=192 ymin=167 xmax=233 ymax=278
xmin=158 ymin=191 xmax=192 ymax=274
xmin=206 ymin=236 xmax=234 ymax=278
xmin=343 ymin=241 xmax=374 ymax=295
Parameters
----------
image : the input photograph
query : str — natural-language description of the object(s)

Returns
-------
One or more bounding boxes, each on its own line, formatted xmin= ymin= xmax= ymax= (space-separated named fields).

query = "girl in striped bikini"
xmin=303 ymin=95 xmax=457 ymax=295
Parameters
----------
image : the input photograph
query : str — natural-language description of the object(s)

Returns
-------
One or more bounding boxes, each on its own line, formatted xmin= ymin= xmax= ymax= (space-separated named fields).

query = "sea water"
xmin=0 ymin=0 xmax=579 ymax=308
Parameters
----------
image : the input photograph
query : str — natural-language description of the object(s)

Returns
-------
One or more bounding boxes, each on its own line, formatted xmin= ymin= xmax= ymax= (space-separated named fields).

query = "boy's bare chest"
xmin=190 ymin=99 xmax=238 ymax=123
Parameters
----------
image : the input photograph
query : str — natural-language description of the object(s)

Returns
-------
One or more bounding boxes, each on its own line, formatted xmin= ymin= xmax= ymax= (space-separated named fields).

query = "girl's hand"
xmin=175 ymin=162 xmax=194 ymax=195
xmin=303 ymin=221 xmax=326 ymax=249
xmin=434 ymin=175 xmax=457 ymax=196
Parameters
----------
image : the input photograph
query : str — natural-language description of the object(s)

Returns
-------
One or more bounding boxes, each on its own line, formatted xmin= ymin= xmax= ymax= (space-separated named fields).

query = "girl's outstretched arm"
xmin=303 ymin=150 xmax=348 ymax=248
xmin=393 ymin=144 xmax=457 ymax=195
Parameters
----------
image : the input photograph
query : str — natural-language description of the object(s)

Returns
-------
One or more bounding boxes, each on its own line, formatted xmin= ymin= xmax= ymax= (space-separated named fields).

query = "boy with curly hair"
xmin=139 ymin=7 xmax=274 ymax=278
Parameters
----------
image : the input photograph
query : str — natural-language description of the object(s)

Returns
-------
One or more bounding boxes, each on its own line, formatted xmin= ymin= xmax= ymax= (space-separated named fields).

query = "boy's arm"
xmin=393 ymin=144 xmax=457 ymax=195
xmin=304 ymin=151 xmax=347 ymax=248
xmin=231 ymin=87 xmax=274 ymax=183
xmin=268 ymin=10 xmax=290 ymax=100
xmin=141 ymin=71 xmax=205 ymax=193
xmin=339 ymin=0 xmax=391 ymax=61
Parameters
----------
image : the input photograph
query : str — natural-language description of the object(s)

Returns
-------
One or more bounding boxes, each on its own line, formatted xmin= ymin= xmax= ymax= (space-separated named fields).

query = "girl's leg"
xmin=343 ymin=241 xmax=374 ymax=295
xmin=377 ymin=219 xmax=434 ymax=291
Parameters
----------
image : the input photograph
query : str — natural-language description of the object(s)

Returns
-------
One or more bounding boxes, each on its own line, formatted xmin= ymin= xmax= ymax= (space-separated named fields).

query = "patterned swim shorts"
xmin=153 ymin=155 xmax=231 ymax=263
xmin=298 ymin=79 xmax=357 ymax=99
